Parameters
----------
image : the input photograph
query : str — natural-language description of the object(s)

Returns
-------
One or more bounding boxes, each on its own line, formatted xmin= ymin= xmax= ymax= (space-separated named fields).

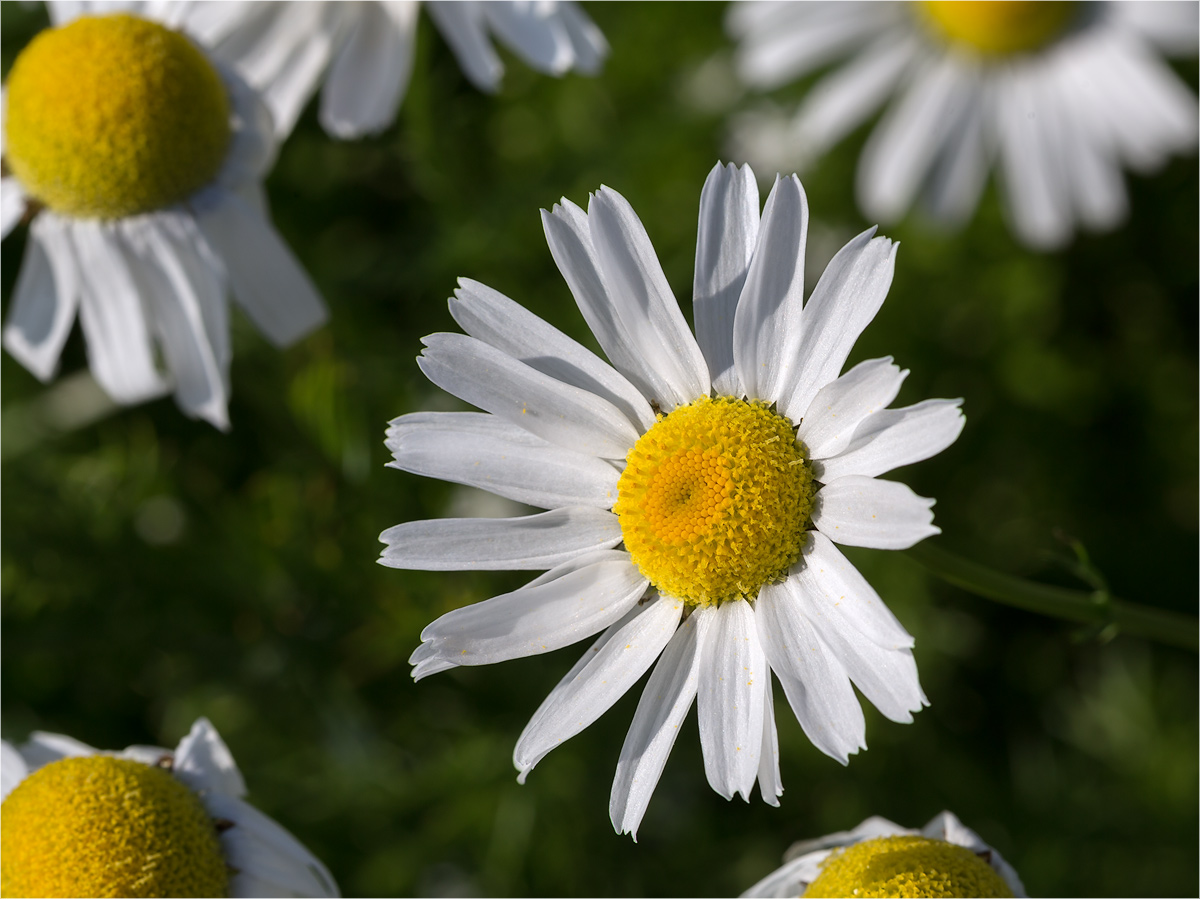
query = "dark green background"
xmin=2 ymin=3 xmax=1196 ymax=896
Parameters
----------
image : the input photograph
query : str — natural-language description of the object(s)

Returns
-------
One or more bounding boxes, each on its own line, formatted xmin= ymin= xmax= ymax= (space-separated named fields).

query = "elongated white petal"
xmin=733 ymin=174 xmax=808 ymax=405
xmin=813 ymin=476 xmax=938 ymax=550
xmin=755 ymin=580 xmax=865 ymax=764
xmin=757 ymin=670 xmax=783 ymax=806
xmin=514 ymin=593 xmax=683 ymax=781
xmin=693 ymin=162 xmax=760 ymax=397
xmin=379 ymin=506 xmax=621 ymax=570
xmin=173 ymin=717 xmax=246 ymax=799
xmin=449 ymin=278 xmax=654 ymax=432
xmin=1 ymin=176 xmax=25 ymax=238
xmin=923 ymin=70 xmax=993 ymax=227
xmin=777 ymin=228 xmax=896 ymax=422
xmin=557 ymin=1 xmax=608 ymax=74
xmin=814 ymin=398 xmax=964 ymax=482
xmin=2 ymin=741 xmax=28 ymax=801
xmin=3 ymin=214 xmax=80 ymax=382
xmin=426 ymin=1 xmax=504 ymax=91
xmin=610 ymin=609 xmax=710 ymax=840
xmin=418 ymin=332 xmax=639 ymax=459
xmin=481 ymin=1 xmax=574 ymax=75
xmin=20 ymin=731 xmax=97 ymax=768
xmin=697 ymin=601 xmax=768 ymax=801
xmin=798 ymin=357 xmax=905 ymax=460
xmin=387 ymin=410 xmax=619 ymax=509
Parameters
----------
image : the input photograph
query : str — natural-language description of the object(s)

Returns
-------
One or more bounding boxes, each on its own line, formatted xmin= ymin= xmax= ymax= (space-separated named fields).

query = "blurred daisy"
xmin=742 ymin=810 xmax=1025 ymax=898
xmin=187 ymin=0 xmax=609 ymax=139
xmin=2 ymin=3 xmax=328 ymax=429
xmin=1 ymin=717 xmax=338 ymax=897
xmin=728 ymin=1 xmax=1200 ymax=250
xmin=382 ymin=162 xmax=964 ymax=838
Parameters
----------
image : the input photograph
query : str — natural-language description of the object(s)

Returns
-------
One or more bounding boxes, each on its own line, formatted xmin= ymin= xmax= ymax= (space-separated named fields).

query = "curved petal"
xmin=2 ymin=176 xmax=26 ymax=238
xmin=3 ymin=214 xmax=80 ymax=382
xmin=481 ymin=1 xmax=575 ymax=75
xmin=173 ymin=717 xmax=247 ymax=799
xmin=20 ymin=731 xmax=98 ymax=769
xmin=813 ymin=398 xmax=964 ymax=482
xmin=813 ymin=475 xmax=938 ymax=550
xmin=2 ymin=740 xmax=28 ymax=801
xmin=557 ymin=1 xmax=608 ymax=74
xmin=426 ymin=1 xmax=504 ymax=91
xmin=757 ymin=670 xmax=783 ymax=806
xmin=797 ymin=357 xmax=906 ymax=460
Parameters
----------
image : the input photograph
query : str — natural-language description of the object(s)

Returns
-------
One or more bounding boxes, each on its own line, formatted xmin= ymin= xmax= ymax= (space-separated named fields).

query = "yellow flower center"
xmin=0 ymin=755 xmax=228 ymax=898
xmin=803 ymin=835 xmax=1015 ymax=898
xmin=919 ymin=2 xmax=1076 ymax=55
xmin=614 ymin=396 xmax=813 ymax=606
xmin=4 ymin=13 xmax=231 ymax=219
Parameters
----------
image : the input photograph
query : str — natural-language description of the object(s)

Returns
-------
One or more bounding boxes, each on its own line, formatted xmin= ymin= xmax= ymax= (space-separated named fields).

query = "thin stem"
xmin=905 ymin=541 xmax=1198 ymax=652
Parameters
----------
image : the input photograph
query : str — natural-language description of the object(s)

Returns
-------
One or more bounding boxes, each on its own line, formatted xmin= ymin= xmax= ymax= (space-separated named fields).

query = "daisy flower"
xmin=2 ymin=3 xmax=328 ymax=429
xmin=727 ymin=1 xmax=1200 ymax=250
xmin=186 ymin=1 xmax=608 ymax=139
xmin=741 ymin=810 xmax=1025 ymax=898
xmin=381 ymin=162 xmax=964 ymax=838
xmin=0 ymin=717 xmax=339 ymax=897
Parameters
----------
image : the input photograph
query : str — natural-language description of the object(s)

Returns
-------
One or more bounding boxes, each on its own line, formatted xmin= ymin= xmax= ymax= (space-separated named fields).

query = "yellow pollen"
xmin=919 ymin=2 xmax=1076 ymax=55
xmin=803 ymin=835 xmax=1015 ymax=898
xmin=1 ymin=755 xmax=229 ymax=898
xmin=4 ymin=14 xmax=231 ymax=219
xmin=614 ymin=395 xmax=813 ymax=606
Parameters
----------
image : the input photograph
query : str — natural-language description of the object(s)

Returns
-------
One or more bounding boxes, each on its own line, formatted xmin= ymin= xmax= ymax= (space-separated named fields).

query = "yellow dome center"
xmin=1 ymin=755 xmax=229 ymax=898
xmin=803 ymin=834 xmax=1015 ymax=898
xmin=919 ymin=2 xmax=1076 ymax=55
xmin=4 ymin=13 xmax=231 ymax=219
xmin=614 ymin=396 xmax=813 ymax=606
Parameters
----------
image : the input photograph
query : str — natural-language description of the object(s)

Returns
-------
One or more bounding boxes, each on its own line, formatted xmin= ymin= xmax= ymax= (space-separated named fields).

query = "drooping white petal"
xmin=173 ymin=717 xmax=247 ymax=799
xmin=814 ymin=398 xmax=964 ymax=482
xmin=798 ymin=357 xmax=906 ymax=460
xmin=426 ymin=1 xmax=504 ymax=91
xmin=697 ymin=601 xmax=768 ymax=802
xmin=2 ymin=740 xmax=28 ymax=801
xmin=418 ymin=332 xmax=639 ymax=459
xmin=923 ymin=69 xmax=993 ymax=227
xmin=777 ymin=228 xmax=896 ymax=423
xmin=2 ymin=214 xmax=80 ymax=382
xmin=1 ymin=176 xmax=26 ymax=239
xmin=610 ymin=609 xmax=710 ymax=840
xmin=813 ymin=476 xmax=939 ymax=550
xmin=514 ymin=593 xmax=684 ymax=781
xmin=387 ymin=411 xmax=619 ymax=509
xmin=755 ymin=579 xmax=866 ymax=764
xmin=756 ymin=670 xmax=783 ymax=806
xmin=379 ymin=506 xmax=622 ymax=570
xmin=693 ymin=162 xmax=760 ymax=397
xmin=481 ymin=1 xmax=574 ymax=75
xmin=557 ymin=1 xmax=609 ymax=74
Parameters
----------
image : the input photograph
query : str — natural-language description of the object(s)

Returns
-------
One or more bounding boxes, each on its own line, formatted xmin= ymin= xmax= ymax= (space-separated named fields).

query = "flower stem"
xmin=905 ymin=541 xmax=1198 ymax=652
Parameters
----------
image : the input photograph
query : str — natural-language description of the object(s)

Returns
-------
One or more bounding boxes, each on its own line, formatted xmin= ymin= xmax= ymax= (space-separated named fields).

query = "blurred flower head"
xmin=727 ymin=1 xmax=1200 ymax=250
xmin=381 ymin=161 xmax=964 ymax=838
xmin=0 ymin=717 xmax=338 ymax=898
xmin=1 ymin=2 xmax=328 ymax=429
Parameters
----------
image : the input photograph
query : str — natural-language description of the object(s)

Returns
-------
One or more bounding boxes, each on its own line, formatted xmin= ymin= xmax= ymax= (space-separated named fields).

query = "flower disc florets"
xmin=803 ymin=834 xmax=1015 ymax=898
xmin=4 ymin=13 xmax=231 ymax=219
xmin=919 ymin=1 xmax=1076 ymax=55
xmin=0 ymin=755 xmax=228 ymax=898
xmin=614 ymin=395 xmax=813 ymax=607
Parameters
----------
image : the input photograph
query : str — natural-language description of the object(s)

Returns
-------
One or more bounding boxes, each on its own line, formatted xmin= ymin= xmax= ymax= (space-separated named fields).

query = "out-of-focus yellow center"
xmin=4 ymin=13 xmax=231 ymax=219
xmin=614 ymin=396 xmax=813 ymax=606
xmin=0 ymin=755 xmax=228 ymax=898
xmin=803 ymin=835 xmax=1015 ymax=898
xmin=919 ymin=2 xmax=1076 ymax=55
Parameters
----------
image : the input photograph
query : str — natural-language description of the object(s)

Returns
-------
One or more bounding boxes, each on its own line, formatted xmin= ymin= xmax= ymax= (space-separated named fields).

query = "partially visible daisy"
xmin=185 ymin=1 xmax=608 ymax=139
xmin=727 ymin=1 xmax=1199 ymax=250
xmin=2 ymin=3 xmax=328 ymax=429
xmin=1 ymin=717 xmax=339 ymax=898
xmin=741 ymin=810 xmax=1026 ymax=898
xmin=382 ymin=162 xmax=964 ymax=838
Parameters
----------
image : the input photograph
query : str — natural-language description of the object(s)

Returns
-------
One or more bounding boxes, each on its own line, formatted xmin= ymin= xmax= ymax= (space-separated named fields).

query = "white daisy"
xmin=184 ymin=0 xmax=609 ymax=139
xmin=741 ymin=810 xmax=1026 ymax=898
xmin=0 ymin=717 xmax=339 ymax=898
xmin=727 ymin=1 xmax=1200 ymax=250
xmin=2 ymin=3 xmax=328 ymax=430
xmin=381 ymin=162 xmax=965 ymax=838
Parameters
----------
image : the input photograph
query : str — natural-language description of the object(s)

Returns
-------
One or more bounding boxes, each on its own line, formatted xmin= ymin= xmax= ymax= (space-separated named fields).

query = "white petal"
xmin=755 ymin=579 xmax=866 ymax=764
xmin=173 ymin=717 xmax=247 ymax=798
xmin=610 ymin=609 xmax=710 ymax=840
xmin=697 ymin=601 xmax=768 ymax=801
xmin=693 ymin=162 xmax=760 ymax=398
xmin=813 ymin=475 xmax=938 ymax=550
xmin=426 ymin=1 xmax=504 ymax=91
xmin=20 ymin=731 xmax=98 ymax=768
xmin=2 ymin=740 xmax=28 ymax=801
xmin=378 ymin=506 xmax=622 ymax=570
xmin=3 ymin=214 xmax=80 ymax=382
xmin=193 ymin=191 xmax=328 ymax=347
xmin=449 ymin=278 xmax=654 ymax=432
xmin=797 ymin=357 xmax=906 ymax=460
xmin=386 ymin=410 xmax=619 ymax=509
xmin=586 ymin=186 xmax=710 ymax=409
xmin=320 ymin=1 xmax=418 ymax=137
xmin=418 ymin=332 xmax=639 ymax=459
xmin=777 ymin=228 xmax=896 ymax=422
xmin=557 ymin=1 xmax=609 ymax=74
xmin=732 ymin=174 xmax=807 ymax=405
xmin=922 ymin=70 xmax=993 ymax=227
xmin=481 ymin=1 xmax=575 ymax=75
xmin=2 ymin=176 xmax=26 ymax=238
xmin=756 ymin=670 xmax=783 ymax=806
xmin=514 ymin=592 xmax=684 ymax=781
xmin=814 ymin=397 xmax=964 ymax=482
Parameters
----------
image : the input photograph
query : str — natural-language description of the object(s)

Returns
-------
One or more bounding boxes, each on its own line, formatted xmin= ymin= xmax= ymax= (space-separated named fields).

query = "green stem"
xmin=905 ymin=541 xmax=1198 ymax=652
